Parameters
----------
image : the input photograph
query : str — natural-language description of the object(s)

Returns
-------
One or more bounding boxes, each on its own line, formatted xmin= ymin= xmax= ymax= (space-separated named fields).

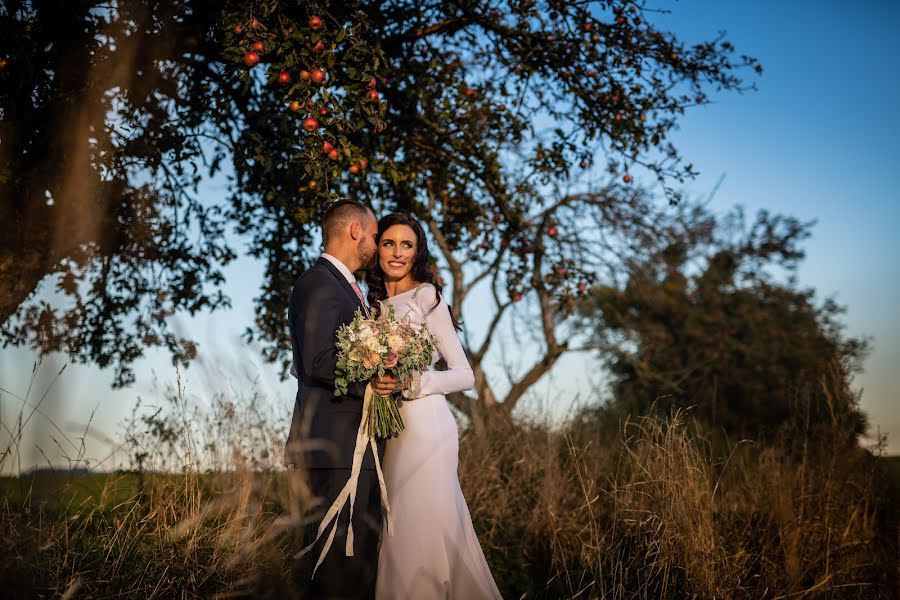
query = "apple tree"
xmin=233 ymin=0 xmax=762 ymax=424
xmin=0 ymin=0 xmax=385 ymax=385
xmin=1 ymin=0 xmax=760 ymax=411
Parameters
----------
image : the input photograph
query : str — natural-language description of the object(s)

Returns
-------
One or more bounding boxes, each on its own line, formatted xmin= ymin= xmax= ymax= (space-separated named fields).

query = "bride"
xmin=366 ymin=213 xmax=503 ymax=600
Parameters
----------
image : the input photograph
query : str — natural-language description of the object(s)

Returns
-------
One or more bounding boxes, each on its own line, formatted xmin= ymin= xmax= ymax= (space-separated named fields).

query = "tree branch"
xmin=501 ymin=349 xmax=564 ymax=414
xmin=398 ymin=17 xmax=475 ymax=42
xmin=424 ymin=184 xmax=468 ymax=320
xmin=473 ymin=264 xmax=513 ymax=363
xmin=463 ymin=242 xmax=507 ymax=298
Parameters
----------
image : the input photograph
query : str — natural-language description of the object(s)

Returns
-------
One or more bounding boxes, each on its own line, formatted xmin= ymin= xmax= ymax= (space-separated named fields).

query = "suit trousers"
xmin=297 ymin=468 xmax=383 ymax=600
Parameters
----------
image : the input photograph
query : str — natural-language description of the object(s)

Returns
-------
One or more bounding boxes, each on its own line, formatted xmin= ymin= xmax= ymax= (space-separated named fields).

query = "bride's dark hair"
xmin=366 ymin=213 xmax=461 ymax=330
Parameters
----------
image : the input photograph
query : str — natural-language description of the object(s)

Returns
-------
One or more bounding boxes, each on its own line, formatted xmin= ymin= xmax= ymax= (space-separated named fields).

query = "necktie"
xmin=350 ymin=281 xmax=369 ymax=316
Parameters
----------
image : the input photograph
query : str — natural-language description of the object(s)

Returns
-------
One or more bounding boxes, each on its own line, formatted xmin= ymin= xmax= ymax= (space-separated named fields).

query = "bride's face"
xmin=378 ymin=224 xmax=417 ymax=281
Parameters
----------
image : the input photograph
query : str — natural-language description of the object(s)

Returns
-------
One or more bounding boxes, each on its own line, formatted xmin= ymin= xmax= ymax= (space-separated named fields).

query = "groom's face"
xmin=356 ymin=212 xmax=379 ymax=271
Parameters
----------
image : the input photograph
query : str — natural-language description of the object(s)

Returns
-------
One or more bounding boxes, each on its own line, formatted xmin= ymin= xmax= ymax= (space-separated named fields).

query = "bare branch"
xmin=399 ymin=17 xmax=475 ymax=42
xmin=463 ymin=243 xmax=507 ymax=297
xmin=424 ymin=184 xmax=465 ymax=324
xmin=501 ymin=349 xmax=564 ymax=414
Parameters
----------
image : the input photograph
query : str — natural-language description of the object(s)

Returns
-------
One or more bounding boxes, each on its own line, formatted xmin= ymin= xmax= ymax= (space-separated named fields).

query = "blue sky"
xmin=657 ymin=0 xmax=900 ymax=449
xmin=1 ymin=0 xmax=898 ymax=472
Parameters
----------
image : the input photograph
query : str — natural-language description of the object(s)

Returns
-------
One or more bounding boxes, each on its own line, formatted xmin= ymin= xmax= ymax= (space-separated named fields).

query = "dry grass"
xmin=459 ymin=408 xmax=896 ymax=599
xmin=0 ymin=368 xmax=896 ymax=598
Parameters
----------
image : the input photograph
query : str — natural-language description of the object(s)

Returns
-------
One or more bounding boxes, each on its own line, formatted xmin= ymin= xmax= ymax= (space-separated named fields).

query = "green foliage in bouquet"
xmin=335 ymin=303 xmax=435 ymax=438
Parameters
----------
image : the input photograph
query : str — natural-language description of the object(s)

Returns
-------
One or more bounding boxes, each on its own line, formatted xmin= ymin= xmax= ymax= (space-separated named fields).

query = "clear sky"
xmin=656 ymin=0 xmax=900 ymax=450
xmin=1 ymin=0 xmax=898 ymax=473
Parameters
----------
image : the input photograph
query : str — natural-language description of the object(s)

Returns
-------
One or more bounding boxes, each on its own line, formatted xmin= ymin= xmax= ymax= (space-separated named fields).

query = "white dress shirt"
xmin=321 ymin=253 xmax=356 ymax=285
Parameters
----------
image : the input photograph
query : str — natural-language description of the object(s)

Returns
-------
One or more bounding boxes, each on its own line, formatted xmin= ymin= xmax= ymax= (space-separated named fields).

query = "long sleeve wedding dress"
xmin=375 ymin=283 xmax=502 ymax=600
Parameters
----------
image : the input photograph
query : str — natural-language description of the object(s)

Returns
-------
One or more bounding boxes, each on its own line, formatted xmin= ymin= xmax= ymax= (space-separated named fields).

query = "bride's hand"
xmin=371 ymin=374 xmax=400 ymax=395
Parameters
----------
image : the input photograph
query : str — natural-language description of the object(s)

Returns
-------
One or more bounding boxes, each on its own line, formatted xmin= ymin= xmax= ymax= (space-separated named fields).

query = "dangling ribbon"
xmin=295 ymin=383 xmax=394 ymax=577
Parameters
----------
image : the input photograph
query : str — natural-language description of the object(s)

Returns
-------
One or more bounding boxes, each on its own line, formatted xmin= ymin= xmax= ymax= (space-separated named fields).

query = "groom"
xmin=285 ymin=199 xmax=396 ymax=599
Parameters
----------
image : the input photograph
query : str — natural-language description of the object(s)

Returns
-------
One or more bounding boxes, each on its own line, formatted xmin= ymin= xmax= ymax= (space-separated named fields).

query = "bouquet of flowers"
xmin=334 ymin=303 xmax=435 ymax=438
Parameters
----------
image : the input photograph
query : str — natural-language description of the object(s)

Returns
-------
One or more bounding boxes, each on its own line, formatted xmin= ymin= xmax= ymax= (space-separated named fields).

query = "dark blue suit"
xmin=285 ymin=257 xmax=384 ymax=599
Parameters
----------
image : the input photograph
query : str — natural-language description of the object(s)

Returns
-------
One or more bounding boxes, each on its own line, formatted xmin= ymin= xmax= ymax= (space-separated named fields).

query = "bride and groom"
xmin=285 ymin=199 xmax=502 ymax=600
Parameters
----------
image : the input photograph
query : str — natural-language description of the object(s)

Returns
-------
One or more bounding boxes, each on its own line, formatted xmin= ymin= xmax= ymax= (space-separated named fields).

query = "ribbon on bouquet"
xmin=295 ymin=383 xmax=394 ymax=577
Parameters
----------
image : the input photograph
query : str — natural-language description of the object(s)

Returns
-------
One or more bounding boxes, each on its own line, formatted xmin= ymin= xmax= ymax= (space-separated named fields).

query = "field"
xmin=2 ymin=401 xmax=897 ymax=599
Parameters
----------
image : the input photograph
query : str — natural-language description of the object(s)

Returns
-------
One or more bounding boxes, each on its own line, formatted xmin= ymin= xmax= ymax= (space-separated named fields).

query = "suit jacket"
xmin=284 ymin=257 xmax=384 ymax=470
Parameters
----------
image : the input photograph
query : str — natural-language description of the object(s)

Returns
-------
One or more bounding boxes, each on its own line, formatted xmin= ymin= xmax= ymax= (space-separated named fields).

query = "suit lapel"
xmin=316 ymin=257 xmax=367 ymax=315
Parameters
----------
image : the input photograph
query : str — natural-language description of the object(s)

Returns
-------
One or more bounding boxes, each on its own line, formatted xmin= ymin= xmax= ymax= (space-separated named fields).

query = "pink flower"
xmin=384 ymin=350 xmax=398 ymax=368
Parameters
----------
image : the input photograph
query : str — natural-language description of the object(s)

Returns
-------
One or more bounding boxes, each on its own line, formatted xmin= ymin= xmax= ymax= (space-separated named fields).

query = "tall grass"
xmin=1 ymin=364 xmax=896 ymax=598
xmin=460 ymin=407 xmax=895 ymax=599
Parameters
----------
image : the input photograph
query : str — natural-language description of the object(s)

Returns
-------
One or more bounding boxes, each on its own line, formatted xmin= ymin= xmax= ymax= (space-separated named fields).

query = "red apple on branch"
xmin=328 ymin=148 xmax=339 ymax=160
xmin=349 ymin=164 xmax=360 ymax=174
xmin=366 ymin=89 xmax=379 ymax=102
xmin=250 ymin=18 xmax=260 ymax=29
xmin=310 ymin=39 xmax=325 ymax=54
xmin=302 ymin=117 xmax=319 ymax=132
xmin=277 ymin=70 xmax=291 ymax=85
xmin=308 ymin=16 xmax=324 ymax=30
xmin=310 ymin=68 xmax=326 ymax=85
xmin=289 ymin=100 xmax=302 ymax=112
xmin=243 ymin=51 xmax=260 ymax=67
xmin=300 ymin=70 xmax=310 ymax=80
xmin=623 ymin=174 xmax=632 ymax=183
xmin=251 ymin=40 xmax=265 ymax=53
xmin=322 ymin=140 xmax=333 ymax=153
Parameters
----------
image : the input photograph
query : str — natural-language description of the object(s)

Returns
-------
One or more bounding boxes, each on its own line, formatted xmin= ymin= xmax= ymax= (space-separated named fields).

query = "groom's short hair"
xmin=321 ymin=199 xmax=374 ymax=245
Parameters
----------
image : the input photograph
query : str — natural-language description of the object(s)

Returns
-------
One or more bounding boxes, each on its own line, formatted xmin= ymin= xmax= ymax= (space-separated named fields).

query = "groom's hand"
xmin=371 ymin=374 xmax=399 ymax=396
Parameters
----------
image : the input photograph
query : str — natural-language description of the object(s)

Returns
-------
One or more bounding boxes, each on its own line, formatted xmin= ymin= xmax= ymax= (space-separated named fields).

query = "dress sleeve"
xmin=414 ymin=284 xmax=475 ymax=398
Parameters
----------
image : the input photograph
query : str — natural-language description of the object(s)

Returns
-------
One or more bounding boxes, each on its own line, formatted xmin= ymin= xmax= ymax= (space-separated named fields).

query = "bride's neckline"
xmin=387 ymin=282 xmax=428 ymax=300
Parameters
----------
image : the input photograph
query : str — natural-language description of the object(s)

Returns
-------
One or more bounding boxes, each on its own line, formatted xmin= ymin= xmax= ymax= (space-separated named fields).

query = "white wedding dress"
xmin=376 ymin=283 xmax=503 ymax=600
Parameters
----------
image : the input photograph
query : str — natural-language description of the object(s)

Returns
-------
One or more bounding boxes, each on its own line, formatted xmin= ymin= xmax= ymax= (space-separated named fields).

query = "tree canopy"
xmin=579 ymin=206 xmax=869 ymax=440
xmin=0 ymin=0 xmax=760 ymax=394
